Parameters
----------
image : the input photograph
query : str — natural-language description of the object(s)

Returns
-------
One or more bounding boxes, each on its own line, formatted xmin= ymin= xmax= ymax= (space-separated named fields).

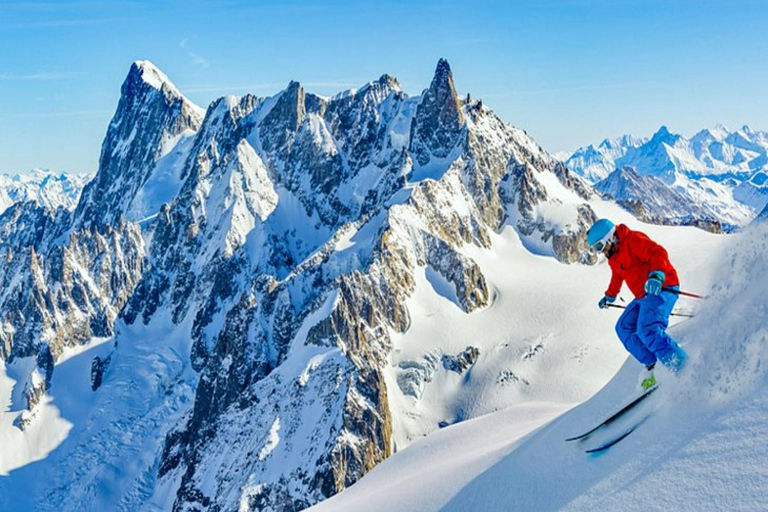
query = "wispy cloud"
xmin=0 ymin=71 xmax=80 ymax=81
xmin=180 ymin=37 xmax=209 ymax=69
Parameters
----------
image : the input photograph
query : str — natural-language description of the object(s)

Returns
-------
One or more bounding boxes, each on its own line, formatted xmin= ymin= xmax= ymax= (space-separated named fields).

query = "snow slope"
xmin=0 ymin=199 xmax=723 ymax=510
xmin=0 ymin=318 xmax=196 ymax=511
xmin=309 ymin=220 xmax=768 ymax=512
xmin=382 ymin=199 xmax=722 ymax=448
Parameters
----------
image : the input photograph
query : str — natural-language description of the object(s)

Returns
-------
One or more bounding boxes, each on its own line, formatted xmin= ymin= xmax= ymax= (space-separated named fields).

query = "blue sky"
xmin=1 ymin=0 xmax=767 ymax=174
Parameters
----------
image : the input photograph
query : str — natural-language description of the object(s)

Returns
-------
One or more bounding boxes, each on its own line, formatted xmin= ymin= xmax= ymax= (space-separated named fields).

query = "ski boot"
xmin=640 ymin=363 xmax=656 ymax=391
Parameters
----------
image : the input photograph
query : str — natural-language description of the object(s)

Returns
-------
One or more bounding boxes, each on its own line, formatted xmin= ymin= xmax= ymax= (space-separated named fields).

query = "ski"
xmin=585 ymin=416 xmax=650 ymax=454
xmin=565 ymin=385 xmax=657 ymax=442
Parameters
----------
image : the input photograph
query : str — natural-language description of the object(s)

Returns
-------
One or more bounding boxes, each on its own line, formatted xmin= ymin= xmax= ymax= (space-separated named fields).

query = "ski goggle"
xmin=589 ymin=239 xmax=609 ymax=254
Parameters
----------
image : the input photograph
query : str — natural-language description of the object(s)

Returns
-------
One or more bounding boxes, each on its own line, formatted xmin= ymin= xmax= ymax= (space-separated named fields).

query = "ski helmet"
xmin=587 ymin=219 xmax=615 ymax=253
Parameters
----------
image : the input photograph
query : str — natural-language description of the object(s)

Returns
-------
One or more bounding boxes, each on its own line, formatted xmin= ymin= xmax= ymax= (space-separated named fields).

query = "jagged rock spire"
xmin=409 ymin=58 xmax=465 ymax=165
xmin=260 ymin=81 xmax=307 ymax=152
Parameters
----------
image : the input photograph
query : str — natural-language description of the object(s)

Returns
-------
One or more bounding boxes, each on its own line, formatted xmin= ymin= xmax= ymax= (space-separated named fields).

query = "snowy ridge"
xmin=594 ymin=167 xmax=722 ymax=231
xmin=74 ymin=59 xmax=205 ymax=228
xmin=563 ymin=134 xmax=646 ymax=183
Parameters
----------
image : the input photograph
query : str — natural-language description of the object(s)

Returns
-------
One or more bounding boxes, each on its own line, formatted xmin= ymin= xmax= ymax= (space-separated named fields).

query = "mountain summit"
xmin=74 ymin=60 xmax=204 ymax=227
xmin=409 ymin=58 xmax=465 ymax=165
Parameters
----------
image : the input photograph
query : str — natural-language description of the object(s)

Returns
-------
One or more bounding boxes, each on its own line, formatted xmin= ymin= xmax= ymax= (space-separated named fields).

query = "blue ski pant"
xmin=615 ymin=289 xmax=679 ymax=366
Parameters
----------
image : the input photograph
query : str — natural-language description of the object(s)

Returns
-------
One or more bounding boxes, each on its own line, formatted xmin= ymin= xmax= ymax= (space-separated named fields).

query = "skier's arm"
xmin=605 ymin=268 xmax=623 ymax=298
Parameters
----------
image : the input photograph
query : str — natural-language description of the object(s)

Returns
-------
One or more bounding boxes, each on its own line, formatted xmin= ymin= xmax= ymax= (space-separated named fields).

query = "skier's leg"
xmin=637 ymin=291 xmax=686 ymax=370
xmin=615 ymin=300 xmax=656 ymax=366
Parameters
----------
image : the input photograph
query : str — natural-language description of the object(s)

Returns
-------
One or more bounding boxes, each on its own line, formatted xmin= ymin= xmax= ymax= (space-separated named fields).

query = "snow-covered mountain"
xmin=0 ymin=170 xmax=92 ymax=215
xmin=565 ymin=125 xmax=768 ymax=228
xmin=308 ymin=221 xmax=768 ymax=512
xmin=564 ymin=134 xmax=646 ymax=183
xmin=594 ymin=167 xmax=722 ymax=232
xmin=0 ymin=58 xmax=609 ymax=511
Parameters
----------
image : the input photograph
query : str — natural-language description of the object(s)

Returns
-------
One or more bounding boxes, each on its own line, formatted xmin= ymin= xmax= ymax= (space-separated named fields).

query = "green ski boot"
xmin=640 ymin=363 xmax=656 ymax=391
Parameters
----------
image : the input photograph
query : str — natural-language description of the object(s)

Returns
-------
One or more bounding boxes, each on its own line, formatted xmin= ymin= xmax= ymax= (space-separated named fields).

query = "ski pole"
xmin=662 ymin=287 xmax=708 ymax=300
xmin=605 ymin=303 xmax=694 ymax=318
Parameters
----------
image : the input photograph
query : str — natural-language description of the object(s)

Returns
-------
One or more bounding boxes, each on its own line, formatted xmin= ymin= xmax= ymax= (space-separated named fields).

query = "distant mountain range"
xmin=564 ymin=125 xmax=768 ymax=229
xmin=0 ymin=170 xmax=92 ymax=215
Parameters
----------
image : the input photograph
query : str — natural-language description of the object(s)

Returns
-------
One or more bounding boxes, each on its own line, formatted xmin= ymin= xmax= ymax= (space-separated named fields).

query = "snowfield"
xmin=383 ymin=199 xmax=722 ymax=449
xmin=310 ymin=221 xmax=768 ymax=512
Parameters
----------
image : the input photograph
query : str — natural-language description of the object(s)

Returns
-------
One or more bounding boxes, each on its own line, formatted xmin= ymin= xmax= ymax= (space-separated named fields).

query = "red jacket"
xmin=606 ymin=224 xmax=679 ymax=299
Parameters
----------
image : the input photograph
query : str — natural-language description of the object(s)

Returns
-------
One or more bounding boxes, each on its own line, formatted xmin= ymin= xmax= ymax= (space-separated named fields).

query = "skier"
xmin=587 ymin=219 xmax=688 ymax=389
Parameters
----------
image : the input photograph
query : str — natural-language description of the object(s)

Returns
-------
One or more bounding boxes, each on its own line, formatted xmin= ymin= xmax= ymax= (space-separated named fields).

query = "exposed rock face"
xmin=90 ymin=354 xmax=112 ymax=391
xmin=442 ymin=346 xmax=480 ymax=374
xmin=0 ymin=59 xmax=601 ymax=511
xmin=0 ymin=205 xmax=144 ymax=363
xmin=410 ymin=59 xmax=465 ymax=166
xmin=13 ymin=368 xmax=46 ymax=430
xmin=74 ymin=60 xmax=204 ymax=228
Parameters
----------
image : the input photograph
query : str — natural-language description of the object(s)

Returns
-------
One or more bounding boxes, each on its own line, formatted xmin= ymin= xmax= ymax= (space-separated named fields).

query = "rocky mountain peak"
xmin=74 ymin=61 xmax=204 ymax=228
xmin=433 ymin=58 xmax=453 ymax=85
xmin=427 ymin=59 xmax=461 ymax=121
xmin=126 ymin=60 xmax=184 ymax=101
xmin=649 ymin=125 xmax=680 ymax=145
xmin=259 ymin=81 xmax=307 ymax=152
xmin=409 ymin=58 xmax=465 ymax=165
xmin=277 ymin=81 xmax=307 ymax=130
xmin=377 ymin=73 xmax=400 ymax=89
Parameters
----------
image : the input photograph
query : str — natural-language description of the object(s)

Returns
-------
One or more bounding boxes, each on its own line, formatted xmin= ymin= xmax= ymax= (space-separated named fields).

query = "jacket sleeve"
xmin=605 ymin=266 xmax=623 ymax=298
xmin=630 ymin=234 xmax=671 ymax=276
